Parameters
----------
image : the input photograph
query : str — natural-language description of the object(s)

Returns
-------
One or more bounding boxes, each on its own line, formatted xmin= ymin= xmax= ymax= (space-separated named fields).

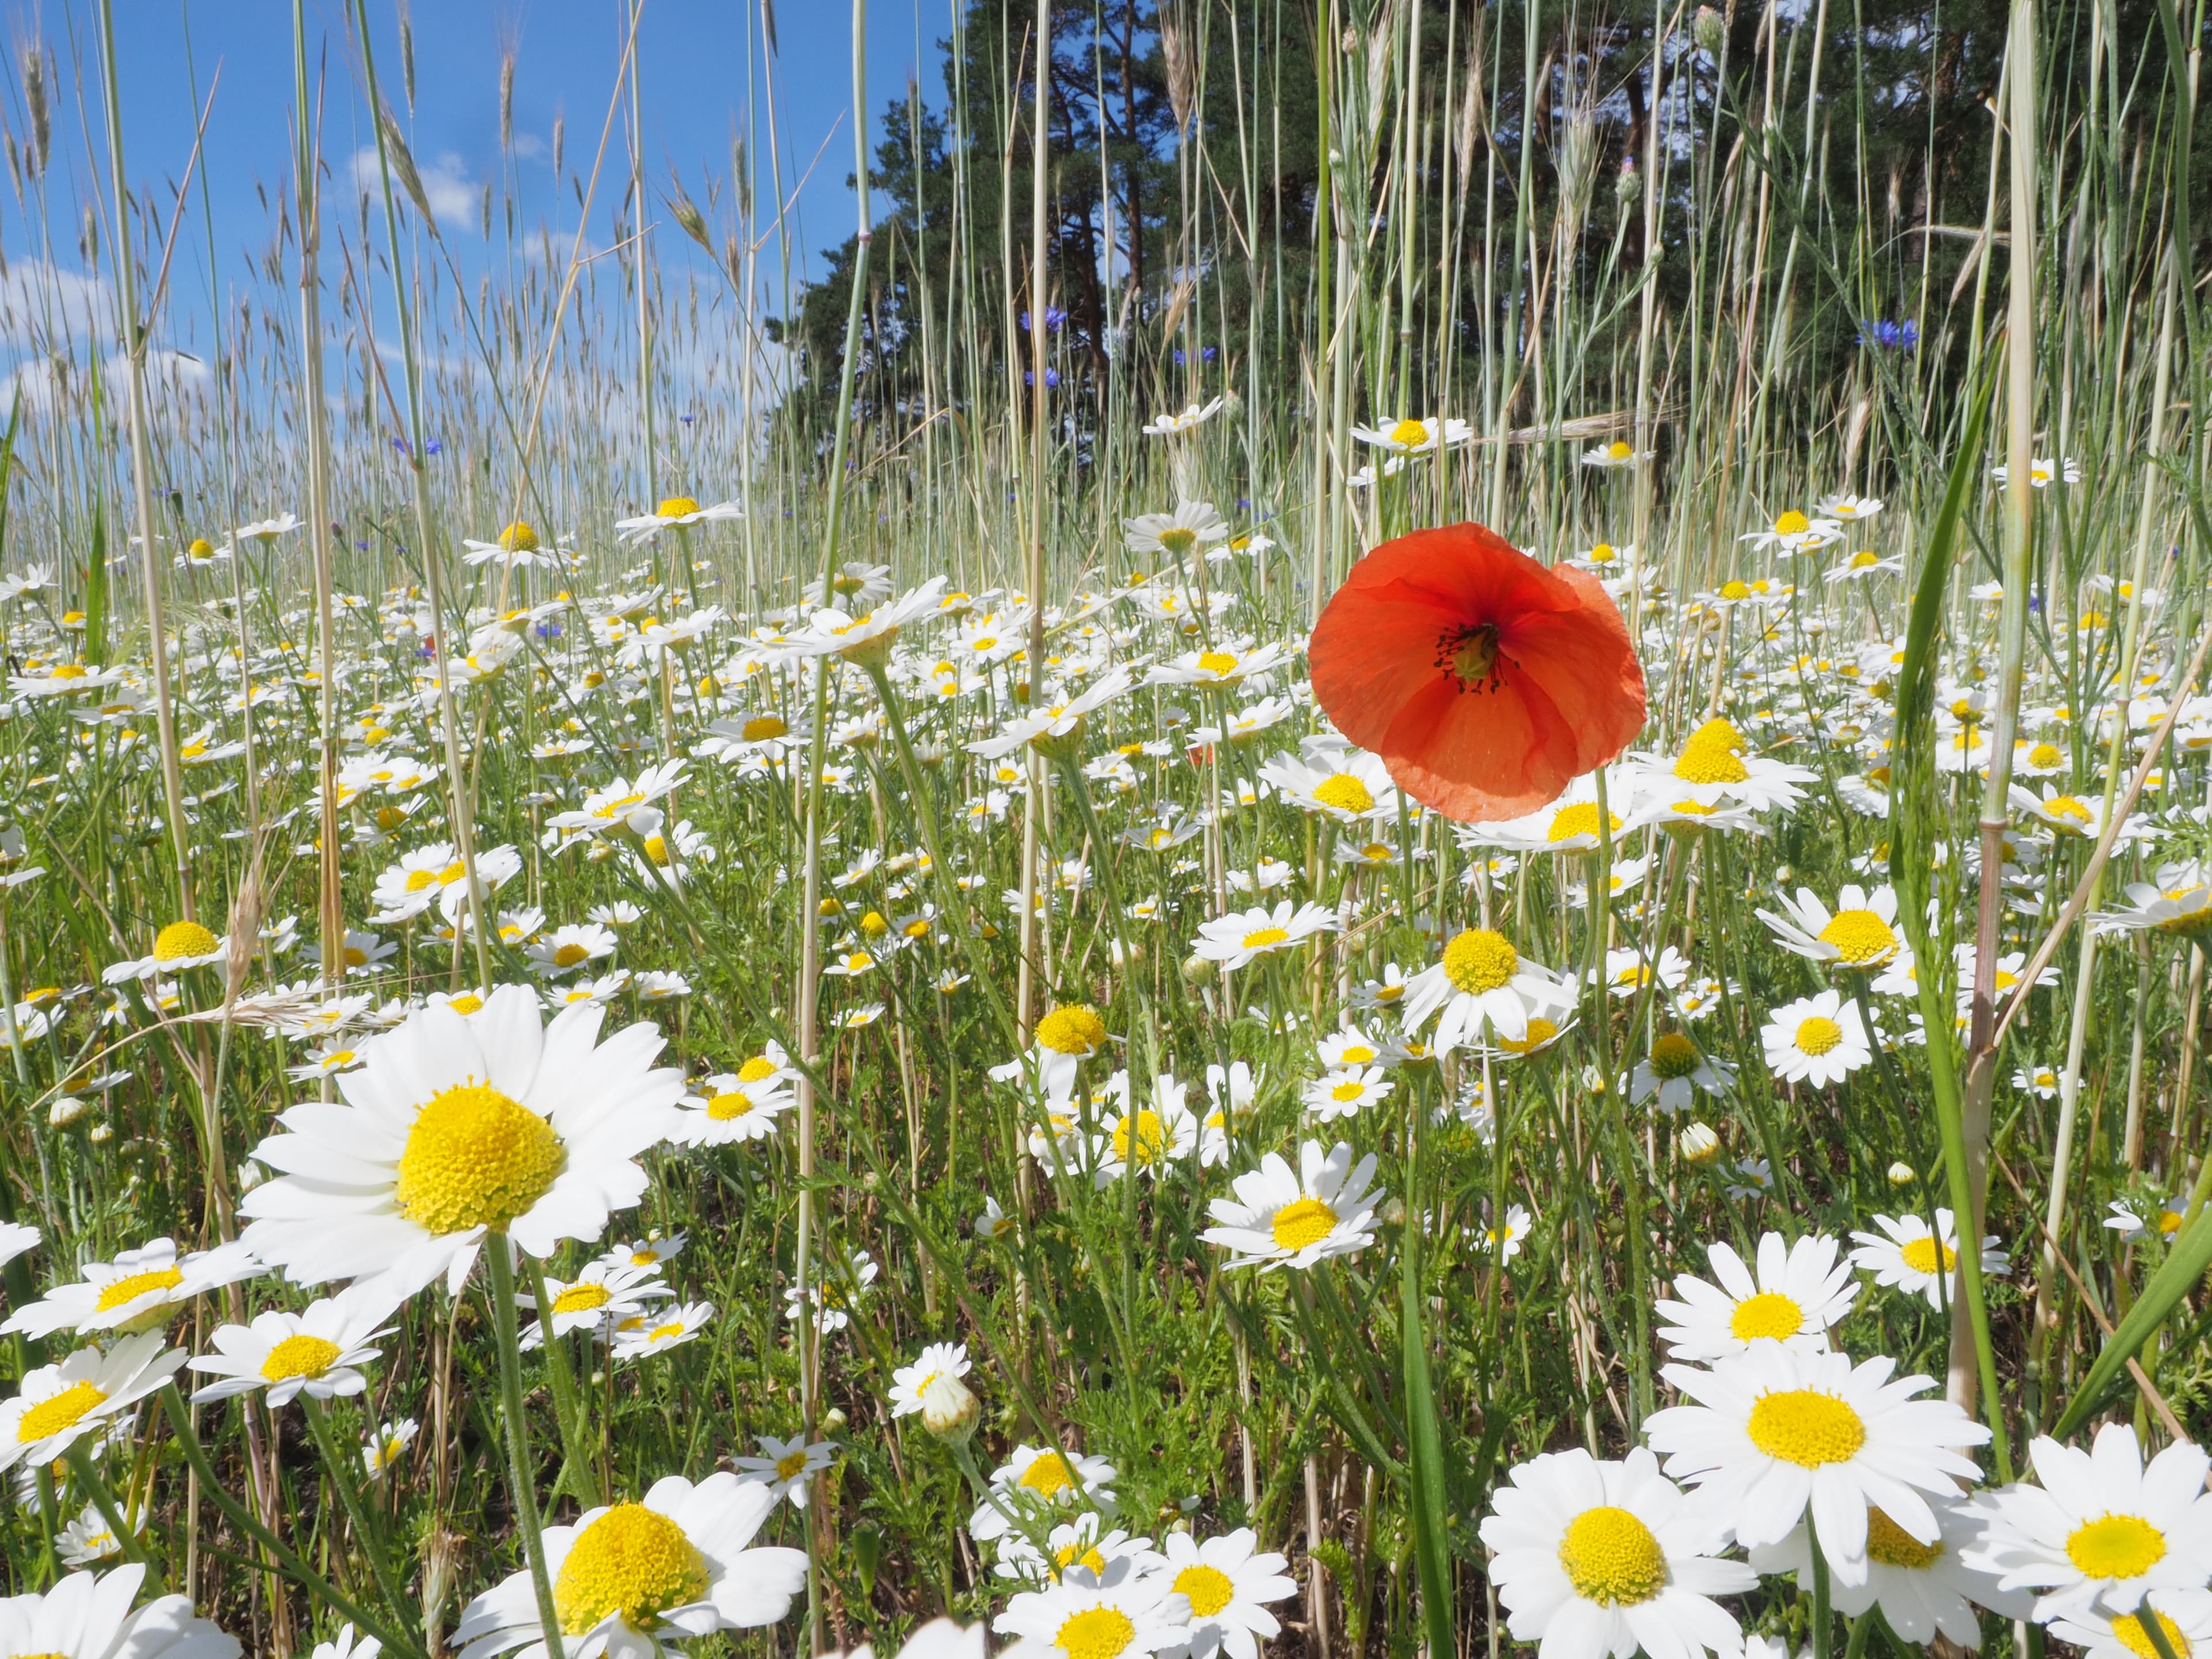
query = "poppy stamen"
xmin=1438 ymin=623 xmax=1514 ymax=693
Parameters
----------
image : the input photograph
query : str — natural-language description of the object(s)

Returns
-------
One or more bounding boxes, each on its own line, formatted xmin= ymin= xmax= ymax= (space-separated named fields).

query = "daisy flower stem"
xmin=1842 ymin=1612 xmax=1875 ymax=1659
xmin=62 ymin=1440 xmax=156 ymax=1585
xmin=300 ymin=1395 xmax=416 ymax=1639
xmin=1807 ymin=1522 xmax=1834 ymax=1659
xmin=158 ymin=1382 xmax=423 ymax=1659
xmin=484 ymin=1243 xmax=569 ymax=1659
xmin=2139 ymin=1596 xmax=2187 ymax=1659
xmin=522 ymin=1254 xmax=605 ymax=1508
xmin=32 ymin=1464 xmax=60 ymax=1584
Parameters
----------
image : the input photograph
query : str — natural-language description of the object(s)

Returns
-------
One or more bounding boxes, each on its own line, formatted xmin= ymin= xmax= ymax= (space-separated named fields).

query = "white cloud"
xmin=0 ymin=260 xmax=115 ymax=346
xmin=0 ymin=347 xmax=210 ymax=414
xmin=350 ymin=145 xmax=484 ymax=232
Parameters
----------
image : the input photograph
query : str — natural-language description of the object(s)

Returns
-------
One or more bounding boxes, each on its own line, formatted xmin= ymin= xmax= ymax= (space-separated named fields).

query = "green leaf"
xmin=1401 ymin=1248 xmax=1455 ymax=1659
xmin=2052 ymin=1209 xmax=2212 ymax=1438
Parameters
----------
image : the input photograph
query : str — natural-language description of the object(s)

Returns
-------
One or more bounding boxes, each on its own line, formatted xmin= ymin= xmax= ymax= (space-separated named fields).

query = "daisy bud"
xmin=920 ymin=1371 xmax=980 ymax=1442
xmin=1181 ymin=953 xmax=1217 ymax=984
xmin=48 ymin=1094 xmax=86 ymax=1127
xmin=1677 ymin=1122 xmax=1722 ymax=1164
xmin=1887 ymin=1160 xmax=1917 ymax=1186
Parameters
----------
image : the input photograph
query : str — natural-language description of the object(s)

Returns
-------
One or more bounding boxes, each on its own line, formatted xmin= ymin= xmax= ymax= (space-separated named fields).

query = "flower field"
xmin=0 ymin=3 xmax=2209 ymax=1659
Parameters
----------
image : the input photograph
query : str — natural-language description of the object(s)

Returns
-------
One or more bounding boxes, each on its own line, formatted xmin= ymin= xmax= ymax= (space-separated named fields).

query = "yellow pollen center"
xmin=1113 ymin=1111 xmax=1167 ymax=1166
xmin=1272 ymin=1197 xmax=1338 ymax=1252
xmin=94 ymin=1266 xmax=185 ymax=1312
xmin=1795 ymin=1016 xmax=1845 ymax=1056
xmin=2065 ymin=1514 xmax=2166 ymax=1581
xmin=1157 ymin=527 xmax=1198 ymax=555
xmin=2113 ymin=1613 xmax=2192 ymax=1659
xmin=405 ymin=870 xmax=437 ymax=892
xmin=552 ymin=1285 xmax=613 ymax=1315
xmin=1020 ymin=1453 xmax=1074 ymax=1496
xmin=437 ymin=861 xmax=468 ymax=885
xmin=707 ymin=1092 xmax=757 ymax=1120
xmin=1647 ymin=1033 xmax=1702 ymax=1080
xmin=1850 ymin=551 xmax=1880 ymax=569
xmin=775 ymin=1451 xmax=809 ymax=1480
xmin=654 ymin=497 xmax=702 ymax=520
xmin=447 ymin=994 xmax=484 ymax=1016
xmin=1745 ymin=1389 xmax=1866 ymax=1466
xmin=153 ymin=921 xmax=219 ymax=962
xmin=1198 ymin=652 xmax=1238 ymax=675
xmin=1389 ymin=418 xmax=1430 ymax=448
xmin=1547 ymin=802 xmax=1620 ymax=842
xmin=736 ymin=1055 xmax=779 ymax=1083
xmin=1175 ymin=1563 xmax=1237 ymax=1618
xmin=554 ymin=943 xmax=590 ymax=967
xmin=17 ymin=1381 xmax=108 ymax=1443
xmin=1728 ymin=1292 xmax=1805 ymax=1341
xmin=1818 ymin=909 xmax=1898 ymax=964
xmin=1865 ymin=1508 xmax=1944 ymax=1570
xmin=741 ymin=715 xmax=787 ymax=741
xmin=1899 ymin=1236 xmax=1956 ymax=1275
xmin=1498 ymin=1017 xmax=1560 ymax=1055
xmin=2028 ymin=742 xmax=2063 ymax=767
xmin=1055 ymin=1607 xmax=1138 ymax=1659
xmin=1775 ymin=510 xmax=1811 ymax=536
xmin=1719 ymin=581 xmax=1752 ymax=600
xmin=1241 ymin=926 xmax=1290 ymax=950
xmin=1607 ymin=441 xmax=1633 ymax=460
xmin=393 ymin=1084 xmax=567 ymax=1236
xmin=1036 ymin=1005 xmax=1108 ymax=1056
xmin=1674 ymin=742 xmax=1749 ymax=785
xmin=1312 ymin=773 xmax=1376 ymax=813
xmin=1556 ymin=1506 xmax=1667 ymax=1605
xmin=1442 ymin=929 xmax=1520 ymax=995
xmin=51 ymin=664 xmax=88 ymax=680
xmin=498 ymin=522 xmax=539 ymax=552
xmin=552 ymin=1504 xmax=709 ymax=1635
xmin=1332 ymin=1081 xmax=1366 ymax=1103
xmin=260 ymin=1334 xmax=344 ymax=1382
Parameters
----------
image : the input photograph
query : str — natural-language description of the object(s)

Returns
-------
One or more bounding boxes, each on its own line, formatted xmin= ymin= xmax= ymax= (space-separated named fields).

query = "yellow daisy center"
xmin=1899 ymin=1236 xmax=1957 ymax=1275
xmin=1175 ymin=1563 xmax=1237 ymax=1618
xmin=1728 ymin=1292 xmax=1804 ymax=1342
xmin=1547 ymin=802 xmax=1620 ymax=842
xmin=552 ymin=1284 xmax=613 ymax=1315
xmin=1442 ymin=929 xmax=1519 ymax=995
xmin=553 ymin=943 xmax=590 ymax=968
xmin=1198 ymin=652 xmax=1238 ymax=675
xmin=654 ymin=497 xmax=702 ymax=520
xmin=2027 ymin=741 xmax=2063 ymax=767
xmin=1794 ymin=1016 xmax=1844 ymax=1056
xmin=17 ymin=1381 xmax=109 ymax=1444
xmin=647 ymin=1321 xmax=686 ymax=1343
xmin=741 ymin=715 xmax=787 ymax=741
xmin=1020 ymin=1453 xmax=1074 ymax=1496
xmin=1647 ymin=1033 xmax=1702 ymax=1081
xmin=776 ymin=1450 xmax=810 ymax=1480
xmin=498 ymin=522 xmax=539 ymax=552
xmin=94 ymin=1266 xmax=185 ymax=1312
xmin=1497 ymin=1017 xmax=1560 ymax=1055
xmin=736 ymin=1055 xmax=779 ymax=1083
xmin=2065 ymin=1514 xmax=2166 ymax=1581
xmin=1036 ymin=1004 xmax=1108 ymax=1056
xmin=404 ymin=870 xmax=437 ymax=892
xmin=153 ymin=921 xmax=219 ymax=962
xmin=1272 ymin=1196 xmax=1338 ymax=1252
xmin=1817 ymin=909 xmax=1897 ymax=964
xmin=1312 ymin=773 xmax=1375 ymax=813
xmin=1389 ymin=418 xmax=1430 ymax=448
xmin=1746 ymin=1389 xmax=1866 ymax=1466
xmin=50 ymin=663 xmax=88 ymax=680
xmin=706 ymin=1091 xmax=757 ymax=1121
xmin=2112 ymin=1613 xmax=2192 ymax=1659
xmin=553 ymin=1503 xmax=709 ymax=1635
xmin=1157 ymin=527 xmax=1198 ymax=556
xmin=260 ymin=1334 xmax=344 ymax=1382
xmin=393 ymin=1084 xmax=567 ymax=1236
xmin=1556 ymin=1506 xmax=1667 ymax=1605
xmin=1775 ymin=510 xmax=1810 ymax=536
xmin=1055 ymin=1607 xmax=1138 ymax=1659
xmin=1113 ymin=1110 xmax=1168 ymax=1167
xmin=447 ymin=994 xmax=485 ymax=1016
xmin=1718 ymin=580 xmax=1752 ymax=601
xmin=1673 ymin=742 xmax=1749 ymax=785
xmin=1607 ymin=441 xmax=1633 ymax=460
xmin=1055 ymin=1543 xmax=1109 ymax=1578
xmin=1241 ymin=926 xmax=1290 ymax=950
xmin=1865 ymin=1508 xmax=1944 ymax=1570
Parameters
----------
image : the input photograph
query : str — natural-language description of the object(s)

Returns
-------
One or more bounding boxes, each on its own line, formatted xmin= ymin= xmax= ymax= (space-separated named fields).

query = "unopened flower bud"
xmin=1181 ymin=954 xmax=1217 ymax=985
xmin=1678 ymin=1122 xmax=1722 ymax=1164
xmin=921 ymin=1372 xmax=980 ymax=1442
xmin=1887 ymin=1160 xmax=1917 ymax=1186
xmin=48 ymin=1094 xmax=86 ymax=1127
xmin=1694 ymin=5 xmax=1725 ymax=51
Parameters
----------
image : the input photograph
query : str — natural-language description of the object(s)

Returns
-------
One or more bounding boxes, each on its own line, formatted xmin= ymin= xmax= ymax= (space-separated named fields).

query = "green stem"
xmin=523 ymin=1255 xmax=604 ymax=1509
xmin=486 ymin=1243 xmax=569 ymax=1659
xmin=1809 ymin=1523 xmax=1834 ymax=1659
xmin=301 ymin=1395 xmax=418 ymax=1639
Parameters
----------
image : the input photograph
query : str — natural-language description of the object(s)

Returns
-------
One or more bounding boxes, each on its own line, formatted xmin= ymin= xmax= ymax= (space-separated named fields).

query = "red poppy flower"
xmin=1308 ymin=522 xmax=1646 ymax=821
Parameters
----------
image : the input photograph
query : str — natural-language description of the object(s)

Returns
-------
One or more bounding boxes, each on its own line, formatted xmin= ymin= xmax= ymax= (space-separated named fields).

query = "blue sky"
xmin=3 ymin=1 xmax=942 ymax=368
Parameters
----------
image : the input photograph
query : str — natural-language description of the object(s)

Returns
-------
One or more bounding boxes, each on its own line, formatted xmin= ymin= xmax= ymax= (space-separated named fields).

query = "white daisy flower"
xmin=1741 ymin=509 xmax=1845 ymax=555
xmin=524 ymin=922 xmax=620 ymax=978
xmin=238 ymin=986 xmax=687 ymax=1299
xmin=1816 ymin=493 xmax=1884 ymax=521
xmin=610 ymin=1301 xmax=716 ymax=1362
xmin=599 ymin=1233 xmax=690 ymax=1272
xmin=1478 ymin=1446 xmax=1756 ymax=1659
xmin=520 ymin=1261 xmax=671 ymax=1349
xmin=1580 ymin=439 xmax=1654 ymax=468
xmin=1644 ymin=1344 xmax=1991 ymax=1585
xmin=1303 ymin=1065 xmax=1393 ymax=1122
xmin=1748 ymin=1494 xmax=2031 ymax=1647
xmin=56 ymin=1499 xmax=142 ymax=1567
xmin=452 ymin=1473 xmax=806 ymax=1658
xmin=1761 ymin=990 xmax=1873 ymax=1086
xmin=1123 ymin=500 xmax=1230 ymax=560
xmin=1190 ymin=900 xmax=1339 ymax=971
xmin=187 ymin=1282 xmax=399 ymax=1407
xmin=1201 ymin=1141 xmax=1381 ymax=1272
xmin=993 ymin=1555 xmax=1191 ymax=1659
xmin=675 ymin=1073 xmax=794 ymax=1147
xmin=2103 ymin=1197 xmax=2187 ymax=1243
xmin=2047 ymin=1591 xmax=2212 ymax=1659
xmin=1157 ymin=1528 xmax=1295 ymax=1659
xmin=1960 ymin=1425 xmax=2212 ymax=1619
xmin=363 ymin=1417 xmax=419 ymax=1478
xmin=1476 ymin=1205 xmax=1533 ymax=1262
xmin=1400 ymin=927 xmax=1578 ymax=1051
xmin=1756 ymin=885 xmax=1904 ymax=969
xmin=890 ymin=1342 xmax=971 ymax=1419
xmin=0 ymin=1563 xmax=237 ymax=1658
xmin=2 ymin=1235 xmax=263 ymax=1340
xmin=732 ymin=1433 xmax=838 ymax=1509
xmin=613 ymin=494 xmax=743 ymax=543
xmin=1629 ymin=1032 xmax=1736 ymax=1114
xmin=1991 ymin=457 xmax=2080 ymax=488
xmin=0 ymin=1220 xmax=39 ymax=1270
xmin=994 ymin=1513 xmax=1162 ymax=1588
xmin=1257 ymin=747 xmax=1399 ymax=824
xmin=1654 ymin=1233 xmax=1859 ymax=1361
xmin=100 ymin=920 xmax=231 ymax=985
xmin=0 ymin=1331 xmax=188 ymax=1472
xmin=969 ymin=1444 xmax=1122 ymax=1544
xmin=1848 ymin=1210 xmax=2009 ymax=1309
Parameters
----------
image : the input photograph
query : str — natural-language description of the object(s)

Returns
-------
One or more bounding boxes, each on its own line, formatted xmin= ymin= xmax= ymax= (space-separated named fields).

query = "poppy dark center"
xmin=1438 ymin=623 xmax=1512 ymax=692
